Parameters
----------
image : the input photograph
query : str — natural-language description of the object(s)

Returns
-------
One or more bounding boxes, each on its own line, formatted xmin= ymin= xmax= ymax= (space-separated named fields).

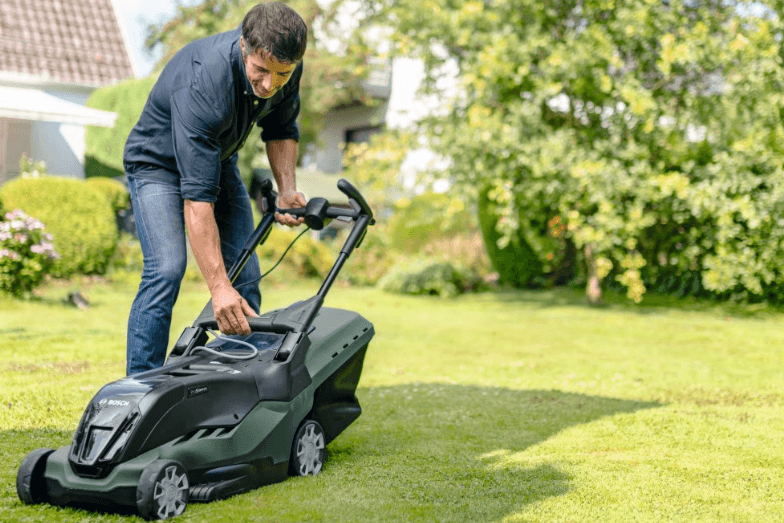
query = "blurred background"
xmin=2 ymin=0 xmax=784 ymax=306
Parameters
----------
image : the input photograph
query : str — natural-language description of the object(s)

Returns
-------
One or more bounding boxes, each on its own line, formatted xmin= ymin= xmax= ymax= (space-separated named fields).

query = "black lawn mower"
xmin=16 ymin=178 xmax=375 ymax=520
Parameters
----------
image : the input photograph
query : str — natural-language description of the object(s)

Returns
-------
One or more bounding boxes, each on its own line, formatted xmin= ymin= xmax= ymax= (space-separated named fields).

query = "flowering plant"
xmin=0 ymin=209 xmax=59 ymax=297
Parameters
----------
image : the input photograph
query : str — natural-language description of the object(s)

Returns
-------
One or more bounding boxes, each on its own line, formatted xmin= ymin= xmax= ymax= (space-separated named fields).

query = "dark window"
xmin=345 ymin=125 xmax=382 ymax=145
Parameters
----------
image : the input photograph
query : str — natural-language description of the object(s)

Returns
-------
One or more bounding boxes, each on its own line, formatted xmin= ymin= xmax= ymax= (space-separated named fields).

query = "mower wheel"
xmin=290 ymin=420 xmax=326 ymax=476
xmin=16 ymin=448 xmax=54 ymax=504
xmin=136 ymin=460 xmax=190 ymax=520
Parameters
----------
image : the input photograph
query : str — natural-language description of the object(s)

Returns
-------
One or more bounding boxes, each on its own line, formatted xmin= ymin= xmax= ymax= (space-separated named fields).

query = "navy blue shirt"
xmin=123 ymin=27 xmax=302 ymax=202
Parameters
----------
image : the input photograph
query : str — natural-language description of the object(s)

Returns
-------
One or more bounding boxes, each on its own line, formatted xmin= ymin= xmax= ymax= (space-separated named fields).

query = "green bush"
xmin=85 ymin=177 xmax=130 ymax=213
xmin=85 ymin=75 xmax=157 ymax=178
xmin=421 ymin=232 xmax=493 ymax=279
xmin=378 ymin=258 xmax=482 ymax=298
xmin=477 ymin=186 xmax=542 ymax=288
xmin=257 ymin=226 xmax=334 ymax=280
xmin=0 ymin=176 xmax=119 ymax=277
xmin=0 ymin=209 xmax=59 ymax=296
xmin=388 ymin=192 xmax=476 ymax=253
xmin=339 ymin=226 xmax=398 ymax=287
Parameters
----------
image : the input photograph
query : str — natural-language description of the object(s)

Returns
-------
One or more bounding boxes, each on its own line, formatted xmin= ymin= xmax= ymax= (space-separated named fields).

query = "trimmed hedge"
xmin=85 ymin=75 xmax=157 ymax=178
xmin=85 ymin=177 xmax=130 ymax=213
xmin=477 ymin=186 xmax=542 ymax=288
xmin=0 ymin=177 xmax=118 ymax=277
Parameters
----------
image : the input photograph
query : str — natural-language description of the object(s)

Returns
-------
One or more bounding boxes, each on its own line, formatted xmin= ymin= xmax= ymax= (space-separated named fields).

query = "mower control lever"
xmin=277 ymin=178 xmax=374 ymax=230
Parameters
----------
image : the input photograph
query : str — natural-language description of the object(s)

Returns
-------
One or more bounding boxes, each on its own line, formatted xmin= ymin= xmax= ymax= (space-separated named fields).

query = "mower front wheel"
xmin=136 ymin=460 xmax=190 ymax=520
xmin=16 ymin=447 xmax=54 ymax=504
xmin=290 ymin=420 xmax=326 ymax=476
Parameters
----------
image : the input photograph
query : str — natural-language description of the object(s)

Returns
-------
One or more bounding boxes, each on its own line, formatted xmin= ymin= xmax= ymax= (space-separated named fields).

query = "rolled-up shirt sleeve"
xmin=258 ymin=62 xmax=302 ymax=143
xmin=170 ymin=72 xmax=231 ymax=202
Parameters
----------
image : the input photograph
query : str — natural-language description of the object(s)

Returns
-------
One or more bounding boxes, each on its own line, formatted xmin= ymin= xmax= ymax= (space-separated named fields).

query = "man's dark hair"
xmin=242 ymin=2 xmax=308 ymax=64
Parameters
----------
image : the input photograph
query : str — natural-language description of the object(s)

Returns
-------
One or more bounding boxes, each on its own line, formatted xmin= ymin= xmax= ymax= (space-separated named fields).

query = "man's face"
xmin=241 ymin=38 xmax=296 ymax=99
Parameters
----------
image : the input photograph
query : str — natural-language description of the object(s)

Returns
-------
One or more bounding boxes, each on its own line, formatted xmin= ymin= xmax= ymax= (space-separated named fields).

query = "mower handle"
xmin=277 ymin=178 xmax=374 ymax=231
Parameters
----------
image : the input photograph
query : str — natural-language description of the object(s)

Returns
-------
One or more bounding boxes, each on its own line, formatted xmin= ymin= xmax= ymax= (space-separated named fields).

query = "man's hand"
xmin=275 ymin=189 xmax=307 ymax=226
xmin=212 ymin=283 xmax=258 ymax=335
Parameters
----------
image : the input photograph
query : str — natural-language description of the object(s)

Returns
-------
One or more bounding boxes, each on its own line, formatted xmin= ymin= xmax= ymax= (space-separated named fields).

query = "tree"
xmin=339 ymin=0 xmax=784 ymax=303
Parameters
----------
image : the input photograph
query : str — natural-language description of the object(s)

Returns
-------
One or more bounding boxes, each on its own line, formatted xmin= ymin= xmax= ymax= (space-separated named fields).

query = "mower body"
xmin=40 ymin=306 xmax=372 ymax=509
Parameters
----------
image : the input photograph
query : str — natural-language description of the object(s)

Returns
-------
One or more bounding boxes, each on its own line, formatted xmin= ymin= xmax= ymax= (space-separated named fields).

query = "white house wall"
xmin=30 ymin=121 xmax=85 ymax=178
xmin=3 ymin=119 xmax=31 ymax=180
xmin=34 ymin=88 xmax=91 ymax=178
xmin=315 ymin=101 xmax=389 ymax=173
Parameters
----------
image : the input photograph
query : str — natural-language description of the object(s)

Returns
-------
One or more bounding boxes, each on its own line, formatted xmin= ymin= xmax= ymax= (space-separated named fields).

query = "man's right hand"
xmin=212 ymin=284 xmax=258 ymax=335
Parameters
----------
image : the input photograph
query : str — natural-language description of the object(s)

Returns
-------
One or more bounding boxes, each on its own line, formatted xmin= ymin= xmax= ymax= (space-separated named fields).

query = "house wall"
xmin=0 ymin=87 xmax=92 ymax=182
xmin=31 ymin=88 xmax=91 ymax=178
xmin=314 ymin=101 xmax=389 ymax=174
xmin=1 ymin=119 xmax=31 ymax=182
xmin=30 ymin=121 xmax=85 ymax=178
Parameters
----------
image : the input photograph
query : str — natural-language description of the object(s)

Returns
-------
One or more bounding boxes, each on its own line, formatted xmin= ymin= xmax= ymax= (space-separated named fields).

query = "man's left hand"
xmin=275 ymin=189 xmax=307 ymax=226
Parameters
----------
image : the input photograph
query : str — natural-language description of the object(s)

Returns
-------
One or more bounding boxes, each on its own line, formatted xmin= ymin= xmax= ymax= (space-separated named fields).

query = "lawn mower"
xmin=16 ymin=178 xmax=375 ymax=520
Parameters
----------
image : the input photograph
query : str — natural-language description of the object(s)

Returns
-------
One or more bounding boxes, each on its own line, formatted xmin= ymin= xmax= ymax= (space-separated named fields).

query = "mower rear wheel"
xmin=136 ymin=460 xmax=190 ymax=520
xmin=290 ymin=420 xmax=326 ymax=476
xmin=16 ymin=448 xmax=54 ymax=504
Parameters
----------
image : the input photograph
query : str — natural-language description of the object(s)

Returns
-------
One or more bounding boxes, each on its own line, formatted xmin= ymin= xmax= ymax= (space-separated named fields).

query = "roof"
xmin=0 ymin=85 xmax=117 ymax=127
xmin=0 ymin=0 xmax=134 ymax=87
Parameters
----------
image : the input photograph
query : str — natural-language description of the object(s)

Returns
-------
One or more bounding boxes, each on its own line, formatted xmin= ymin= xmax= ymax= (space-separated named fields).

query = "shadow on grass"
xmin=0 ymin=385 xmax=661 ymax=522
xmin=323 ymin=383 xmax=662 ymax=522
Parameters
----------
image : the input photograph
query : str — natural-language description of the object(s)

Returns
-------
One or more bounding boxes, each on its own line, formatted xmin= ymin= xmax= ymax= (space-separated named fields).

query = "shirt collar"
xmin=232 ymin=28 xmax=259 ymax=99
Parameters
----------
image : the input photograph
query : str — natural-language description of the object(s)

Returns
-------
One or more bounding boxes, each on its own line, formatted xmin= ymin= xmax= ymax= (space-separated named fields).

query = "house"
xmin=0 ymin=0 xmax=134 ymax=185
xmin=307 ymin=56 xmax=449 ymax=194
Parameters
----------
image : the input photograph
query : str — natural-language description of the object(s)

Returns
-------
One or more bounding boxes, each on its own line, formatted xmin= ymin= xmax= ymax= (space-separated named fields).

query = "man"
xmin=123 ymin=2 xmax=308 ymax=375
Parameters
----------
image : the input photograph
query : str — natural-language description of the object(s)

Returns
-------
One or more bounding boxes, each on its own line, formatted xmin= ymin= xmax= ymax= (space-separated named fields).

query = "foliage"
xmin=388 ymin=191 xmax=475 ymax=252
xmin=340 ymin=130 xmax=414 ymax=214
xmin=110 ymin=233 xmax=144 ymax=272
xmin=378 ymin=257 xmax=482 ymax=297
xmin=0 ymin=176 xmax=118 ymax=277
xmin=477 ymin=186 xmax=542 ymax=288
xmin=420 ymin=231 xmax=493 ymax=280
xmin=85 ymin=75 xmax=158 ymax=177
xmin=338 ymin=226 xmax=398 ymax=286
xmin=341 ymin=0 xmax=784 ymax=303
xmin=257 ymin=226 xmax=334 ymax=280
xmin=84 ymin=177 xmax=130 ymax=213
xmin=143 ymin=0 xmax=370 ymax=169
xmin=0 ymin=210 xmax=59 ymax=297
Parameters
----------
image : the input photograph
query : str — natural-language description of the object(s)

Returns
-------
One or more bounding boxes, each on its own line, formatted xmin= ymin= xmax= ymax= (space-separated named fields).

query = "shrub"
xmin=340 ymin=226 xmax=398 ymax=287
xmin=85 ymin=177 xmax=130 ymax=213
xmin=0 ymin=209 xmax=59 ymax=296
xmin=388 ymin=192 xmax=476 ymax=253
xmin=477 ymin=186 xmax=543 ymax=288
xmin=0 ymin=176 xmax=119 ymax=277
xmin=421 ymin=231 xmax=493 ymax=279
xmin=378 ymin=258 xmax=482 ymax=298
xmin=85 ymin=75 xmax=158 ymax=178
xmin=257 ymin=226 xmax=334 ymax=280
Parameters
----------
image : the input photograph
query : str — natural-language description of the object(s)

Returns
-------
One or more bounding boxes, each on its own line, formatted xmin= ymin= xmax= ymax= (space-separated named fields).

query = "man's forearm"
xmin=183 ymin=200 xmax=231 ymax=294
xmin=266 ymin=139 xmax=298 ymax=193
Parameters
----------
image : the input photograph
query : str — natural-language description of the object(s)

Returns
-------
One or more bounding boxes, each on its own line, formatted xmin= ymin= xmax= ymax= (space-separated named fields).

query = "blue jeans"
xmin=126 ymin=175 xmax=261 ymax=375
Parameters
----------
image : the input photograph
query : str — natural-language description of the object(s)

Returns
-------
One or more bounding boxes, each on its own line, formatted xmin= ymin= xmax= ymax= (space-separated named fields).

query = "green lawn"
xmin=1 ymin=278 xmax=783 ymax=522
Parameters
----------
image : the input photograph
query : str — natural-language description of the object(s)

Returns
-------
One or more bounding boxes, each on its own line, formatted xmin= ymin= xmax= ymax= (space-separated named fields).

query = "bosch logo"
xmin=98 ymin=398 xmax=130 ymax=407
